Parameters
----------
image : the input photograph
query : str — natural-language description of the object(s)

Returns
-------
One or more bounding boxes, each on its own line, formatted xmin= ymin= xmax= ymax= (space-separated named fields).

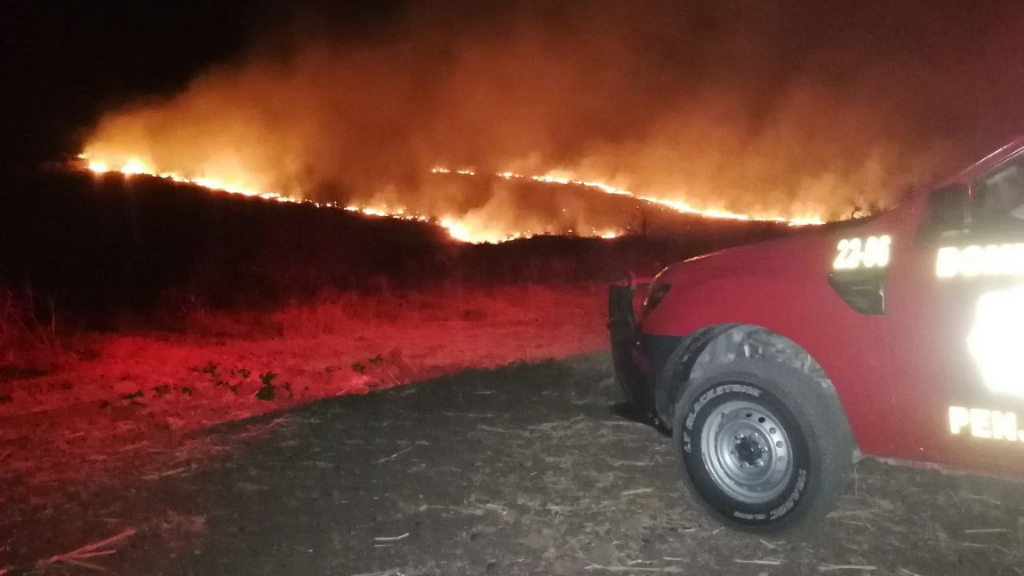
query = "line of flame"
xmin=79 ymin=156 xmax=624 ymax=243
xmin=79 ymin=154 xmax=821 ymax=243
xmin=433 ymin=167 xmax=824 ymax=227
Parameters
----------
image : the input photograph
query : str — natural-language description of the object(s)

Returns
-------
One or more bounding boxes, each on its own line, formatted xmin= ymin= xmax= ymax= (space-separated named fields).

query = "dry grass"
xmin=0 ymin=285 xmax=64 ymax=377
xmin=0 ymin=283 xmax=607 ymax=493
xmin=176 ymin=284 xmax=588 ymax=338
xmin=35 ymin=527 xmax=137 ymax=572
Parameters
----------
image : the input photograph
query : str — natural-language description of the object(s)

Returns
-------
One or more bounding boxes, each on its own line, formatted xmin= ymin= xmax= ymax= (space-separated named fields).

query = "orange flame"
xmin=78 ymin=153 xmax=822 ymax=243
xmin=430 ymin=166 xmax=824 ymax=226
xmin=485 ymin=169 xmax=824 ymax=227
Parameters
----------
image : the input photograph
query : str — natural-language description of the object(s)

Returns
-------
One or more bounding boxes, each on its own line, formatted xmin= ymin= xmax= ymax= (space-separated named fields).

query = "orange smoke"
xmin=80 ymin=0 xmax=998 ymax=239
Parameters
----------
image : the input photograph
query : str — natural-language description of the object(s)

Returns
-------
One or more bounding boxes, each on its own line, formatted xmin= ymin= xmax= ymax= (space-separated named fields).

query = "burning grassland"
xmin=77 ymin=156 xmax=821 ymax=244
xmin=76 ymin=0 xmax=1024 ymax=245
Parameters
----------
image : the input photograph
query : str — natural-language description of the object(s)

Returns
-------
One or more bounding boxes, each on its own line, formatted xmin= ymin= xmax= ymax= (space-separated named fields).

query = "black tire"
xmin=671 ymin=358 xmax=853 ymax=532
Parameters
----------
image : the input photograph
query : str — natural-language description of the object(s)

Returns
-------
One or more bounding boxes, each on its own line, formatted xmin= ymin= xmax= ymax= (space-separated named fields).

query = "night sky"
xmin=1 ymin=0 xmax=398 ymax=162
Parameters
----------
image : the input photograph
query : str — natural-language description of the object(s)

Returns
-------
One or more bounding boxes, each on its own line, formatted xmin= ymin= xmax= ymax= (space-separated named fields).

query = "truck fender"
xmin=655 ymin=324 xmax=849 ymax=441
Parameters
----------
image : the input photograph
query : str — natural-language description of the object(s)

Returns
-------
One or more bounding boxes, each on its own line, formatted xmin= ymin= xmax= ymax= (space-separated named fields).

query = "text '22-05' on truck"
xmin=609 ymin=137 xmax=1024 ymax=532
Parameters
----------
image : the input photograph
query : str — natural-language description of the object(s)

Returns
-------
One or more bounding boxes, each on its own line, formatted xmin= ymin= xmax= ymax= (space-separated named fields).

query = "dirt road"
xmin=5 ymin=354 xmax=1024 ymax=575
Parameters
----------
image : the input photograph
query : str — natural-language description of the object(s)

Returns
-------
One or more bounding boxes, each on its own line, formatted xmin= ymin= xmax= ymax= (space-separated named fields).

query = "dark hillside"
xmin=0 ymin=167 xmax=790 ymax=321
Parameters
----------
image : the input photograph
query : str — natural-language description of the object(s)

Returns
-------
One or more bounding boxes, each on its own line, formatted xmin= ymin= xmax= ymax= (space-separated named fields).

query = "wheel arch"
xmin=655 ymin=324 xmax=851 ymax=440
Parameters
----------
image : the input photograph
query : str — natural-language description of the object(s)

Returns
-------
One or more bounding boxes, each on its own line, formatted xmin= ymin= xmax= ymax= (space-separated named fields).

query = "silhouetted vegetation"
xmin=0 ymin=167 xmax=791 ymax=329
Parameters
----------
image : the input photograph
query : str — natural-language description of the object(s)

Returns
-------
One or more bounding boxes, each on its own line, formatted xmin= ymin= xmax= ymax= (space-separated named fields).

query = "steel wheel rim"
xmin=700 ymin=399 xmax=794 ymax=504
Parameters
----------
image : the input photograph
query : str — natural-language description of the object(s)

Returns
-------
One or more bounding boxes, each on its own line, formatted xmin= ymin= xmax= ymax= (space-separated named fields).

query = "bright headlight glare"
xmin=968 ymin=285 xmax=1024 ymax=396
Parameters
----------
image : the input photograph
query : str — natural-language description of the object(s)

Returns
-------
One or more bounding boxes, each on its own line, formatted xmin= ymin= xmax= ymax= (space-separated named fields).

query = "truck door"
xmin=890 ymin=152 xmax=1024 ymax=474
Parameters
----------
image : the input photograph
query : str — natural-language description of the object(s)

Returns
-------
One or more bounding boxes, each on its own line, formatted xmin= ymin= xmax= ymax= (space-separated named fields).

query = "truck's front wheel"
xmin=671 ymin=358 xmax=852 ymax=532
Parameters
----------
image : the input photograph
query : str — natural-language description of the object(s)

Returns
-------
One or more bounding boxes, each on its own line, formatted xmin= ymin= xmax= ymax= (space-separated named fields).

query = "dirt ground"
xmin=5 ymin=353 xmax=1024 ymax=576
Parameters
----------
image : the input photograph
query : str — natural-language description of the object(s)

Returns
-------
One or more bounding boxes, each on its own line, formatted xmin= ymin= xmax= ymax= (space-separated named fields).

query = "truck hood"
xmin=653 ymin=209 xmax=901 ymax=290
xmin=655 ymin=230 xmax=833 ymax=287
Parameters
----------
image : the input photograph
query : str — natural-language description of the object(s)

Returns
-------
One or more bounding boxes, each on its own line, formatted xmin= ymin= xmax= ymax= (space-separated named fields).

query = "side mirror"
xmin=927 ymin=183 xmax=972 ymax=233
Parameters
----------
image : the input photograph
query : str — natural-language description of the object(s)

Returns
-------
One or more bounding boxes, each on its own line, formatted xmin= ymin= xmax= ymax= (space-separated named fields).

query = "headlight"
xmin=968 ymin=284 xmax=1024 ymax=396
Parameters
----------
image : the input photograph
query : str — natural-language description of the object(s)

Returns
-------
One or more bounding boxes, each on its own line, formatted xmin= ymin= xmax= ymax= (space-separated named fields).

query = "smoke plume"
xmin=82 ymin=0 xmax=1024 ymax=238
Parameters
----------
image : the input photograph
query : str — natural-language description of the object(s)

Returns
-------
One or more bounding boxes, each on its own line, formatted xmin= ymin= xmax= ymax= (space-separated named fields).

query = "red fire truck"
xmin=609 ymin=137 xmax=1024 ymax=531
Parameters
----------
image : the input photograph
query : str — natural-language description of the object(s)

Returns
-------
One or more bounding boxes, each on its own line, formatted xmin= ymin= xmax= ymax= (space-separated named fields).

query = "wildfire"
xmin=78 ymin=155 xmax=580 ymax=243
xmin=79 ymin=154 xmax=822 ymax=243
xmin=431 ymin=167 xmax=824 ymax=227
xmin=84 ymin=156 xmax=300 ymax=204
